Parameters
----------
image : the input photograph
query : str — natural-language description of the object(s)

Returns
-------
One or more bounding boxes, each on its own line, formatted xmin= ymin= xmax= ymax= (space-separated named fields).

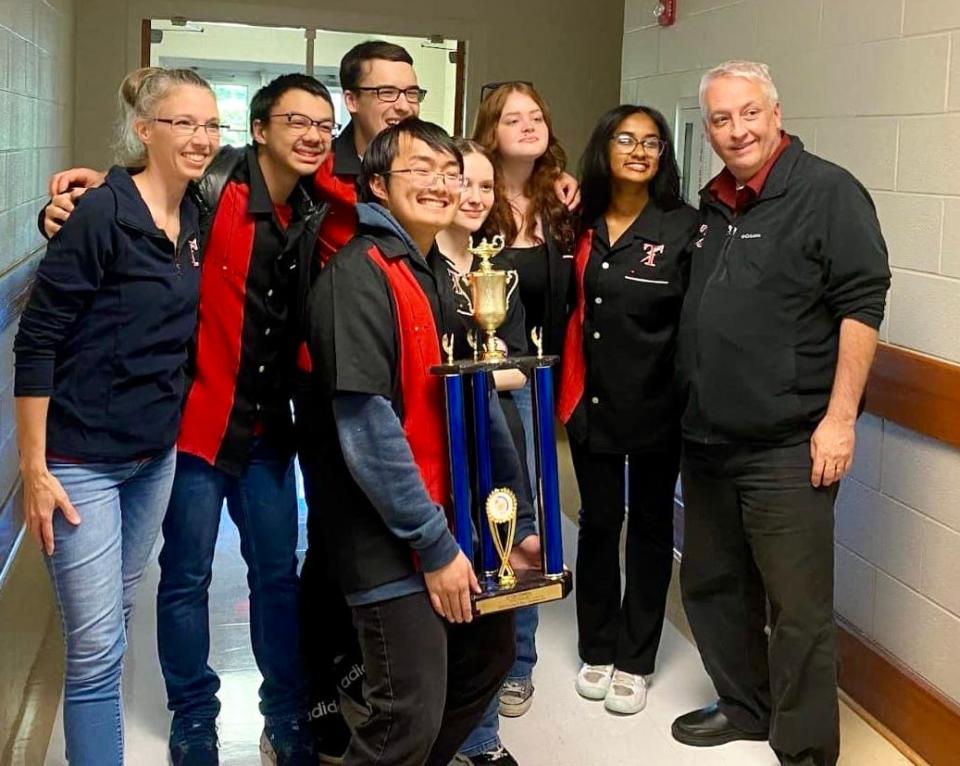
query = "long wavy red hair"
xmin=471 ymin=83 xmax=574 ymax=251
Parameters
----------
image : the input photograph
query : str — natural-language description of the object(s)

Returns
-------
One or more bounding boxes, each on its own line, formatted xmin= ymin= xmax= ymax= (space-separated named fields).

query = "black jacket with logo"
xmin=15 ymin=167 xmax=201 ymax=460
xmin=677 ymin=136 xmax=891 ymax=445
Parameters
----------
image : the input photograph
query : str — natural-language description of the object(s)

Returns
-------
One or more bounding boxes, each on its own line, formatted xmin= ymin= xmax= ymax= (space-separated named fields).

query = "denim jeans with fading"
xmin=46 ymin=448 xmax=177 ymax=766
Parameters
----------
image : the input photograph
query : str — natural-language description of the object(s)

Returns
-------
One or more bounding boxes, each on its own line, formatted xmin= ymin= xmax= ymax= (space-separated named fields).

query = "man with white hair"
xmin=671 ymin=61 xmax=890 ymax=766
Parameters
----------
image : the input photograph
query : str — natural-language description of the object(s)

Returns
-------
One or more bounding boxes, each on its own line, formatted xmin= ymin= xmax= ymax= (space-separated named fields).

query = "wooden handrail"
xmin=864 ymin=343 xmax=960 ymax=449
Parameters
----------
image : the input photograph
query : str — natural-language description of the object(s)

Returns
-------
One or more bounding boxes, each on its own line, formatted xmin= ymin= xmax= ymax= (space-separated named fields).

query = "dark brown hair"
xmin=340 ymin=40 xmax=414 ymax=91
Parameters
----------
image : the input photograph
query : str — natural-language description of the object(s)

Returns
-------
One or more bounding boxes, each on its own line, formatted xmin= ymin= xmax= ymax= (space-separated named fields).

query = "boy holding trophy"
xmin=305 ymin=119 xmax=538 ymax=765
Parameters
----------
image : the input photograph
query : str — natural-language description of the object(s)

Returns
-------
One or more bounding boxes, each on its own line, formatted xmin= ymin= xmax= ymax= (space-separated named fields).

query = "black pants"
xmin=294 ymin=383 xmax=365 ymax=724
xmin=570 ymin=440 xmax=679 ymax=675
xmin=680 ymin=441 xmax=840 ymax=766
xmin=346 ymin=591 xmax=515 ymax=766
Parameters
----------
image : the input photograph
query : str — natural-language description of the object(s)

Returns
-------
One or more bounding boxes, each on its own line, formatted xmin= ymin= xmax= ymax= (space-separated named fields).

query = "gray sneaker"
xmin=498 ymin=677 xmax=534 ymax=717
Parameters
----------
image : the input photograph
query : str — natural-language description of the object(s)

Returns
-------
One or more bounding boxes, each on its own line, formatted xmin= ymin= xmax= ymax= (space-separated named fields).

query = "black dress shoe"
xmin=671 ymin=704 xmax=768 ymax=747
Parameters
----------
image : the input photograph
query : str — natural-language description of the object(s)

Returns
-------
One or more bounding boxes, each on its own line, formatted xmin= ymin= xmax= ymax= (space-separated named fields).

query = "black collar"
xmin=700 ymin=134 xmax=805 ymax=209
xmin=242 ymin=144 xmax=323 ymax=220
xmin=595 ymin=200 xmax=665 ymax=250
xmin=755 ymin=134 xmax=804 ymax=201
xmin=333 ymin=121 xmax=363 ymax=179
xmin=244 ymin=145 xmax=276 ymax=215
xmin=108 ymin=166 xmax=196 ymax=239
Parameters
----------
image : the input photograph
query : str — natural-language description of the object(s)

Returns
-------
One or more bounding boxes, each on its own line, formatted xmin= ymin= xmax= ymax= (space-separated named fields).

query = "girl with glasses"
xmin=557 ymin=104 xmax=699 ymax=717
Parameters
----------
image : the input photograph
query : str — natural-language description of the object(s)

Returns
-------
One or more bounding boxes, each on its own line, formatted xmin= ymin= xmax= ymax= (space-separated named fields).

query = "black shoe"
xmin=169 ymin=717 xmax=219 ymax=766
xmin=467 ymin=745 xmax=519 ymax=765
xmin=671 ymin=704 xmax=768 ymax=747
xmin=263 ymin=717 xmax=318 ymax=766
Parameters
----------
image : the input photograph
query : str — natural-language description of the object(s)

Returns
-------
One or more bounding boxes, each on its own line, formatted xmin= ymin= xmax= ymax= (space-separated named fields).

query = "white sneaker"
xmin=603 ymin=670 xmax=648 ymax=715
xmin=575 ymin=663 xmax=614 ymax=700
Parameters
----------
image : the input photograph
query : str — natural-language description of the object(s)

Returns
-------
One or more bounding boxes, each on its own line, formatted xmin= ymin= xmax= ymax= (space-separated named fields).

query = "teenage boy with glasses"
xmin=305 ymin=117 xmax=534 ymax=766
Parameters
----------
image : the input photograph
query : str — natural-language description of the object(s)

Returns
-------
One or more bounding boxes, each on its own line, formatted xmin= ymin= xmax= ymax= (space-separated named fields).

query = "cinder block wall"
xmin=0 ymin=0 xmax=75 ymax=757
xmin=621 ymin=0 xmax=960 ymax=705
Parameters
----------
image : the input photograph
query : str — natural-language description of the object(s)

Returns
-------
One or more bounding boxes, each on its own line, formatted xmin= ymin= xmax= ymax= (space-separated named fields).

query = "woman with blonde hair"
xmin=14 ymin=67 xmax=219 ymax=765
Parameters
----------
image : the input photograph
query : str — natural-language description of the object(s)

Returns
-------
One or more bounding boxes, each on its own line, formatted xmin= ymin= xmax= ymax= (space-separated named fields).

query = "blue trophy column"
xmin=532 ymin=364 xmax=564 ymax=576
xmin=443 ymin=374 xmax=474 ymax=558
xmin=470 ymin=371 xmax=499 ymax=576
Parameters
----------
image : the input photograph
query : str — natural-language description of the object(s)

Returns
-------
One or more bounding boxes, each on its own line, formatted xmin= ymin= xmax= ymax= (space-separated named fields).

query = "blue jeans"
xmin=460 ymin=606 xmax=539 ymax=756
xmin=46 ymin=448 xmax=176 ymax=766
xmin=156 ymin=439 xmax=307 ymax=728
xmin=506 ymin=383 xmax=540 ymax=680
xmin=461 ymin=386 xmax=542 ymax=757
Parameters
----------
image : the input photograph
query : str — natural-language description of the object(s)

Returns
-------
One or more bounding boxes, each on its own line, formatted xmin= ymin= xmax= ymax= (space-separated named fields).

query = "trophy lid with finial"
xmin=468 ymin=234 xmax=506 ymax=273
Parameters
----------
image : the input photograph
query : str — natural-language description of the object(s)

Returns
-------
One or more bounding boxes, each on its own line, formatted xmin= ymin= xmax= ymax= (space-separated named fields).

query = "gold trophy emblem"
xmin=486 ymin=488 xmax=518 ymax=589
xmin=456 ymin=235 xmax=519 ymax=362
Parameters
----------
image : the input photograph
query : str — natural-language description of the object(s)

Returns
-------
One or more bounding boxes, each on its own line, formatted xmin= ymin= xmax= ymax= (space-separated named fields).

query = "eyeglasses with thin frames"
xmin=611 ymin=133 xmax=666 ymax=157
xmin=352 ymin=86 xmax=427 ymax=104
xmin=382 ymin=168 xmax=466 ymax=192
xmin=153 ymin=118 xmax=228 ymax=138
xmin=268 ymin=112 xmax=340 ymax=137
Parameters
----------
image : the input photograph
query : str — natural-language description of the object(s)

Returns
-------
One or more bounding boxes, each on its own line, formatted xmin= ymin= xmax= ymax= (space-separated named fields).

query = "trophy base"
xmin=472 ymin=568 xmax=572 ymax=617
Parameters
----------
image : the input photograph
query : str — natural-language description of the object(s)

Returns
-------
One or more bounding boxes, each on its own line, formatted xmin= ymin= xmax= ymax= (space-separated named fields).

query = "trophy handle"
xmin=505 ymin=270 xmax=520 ymax=307
xmin=450 ymin=273 xmax=473 ymax=316
xmin=454 ymin=272 xmax=474 ymax=315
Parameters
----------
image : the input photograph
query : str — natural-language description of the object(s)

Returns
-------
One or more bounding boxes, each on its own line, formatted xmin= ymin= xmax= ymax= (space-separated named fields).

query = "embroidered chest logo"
xmin=188 ymin=237 xmax=200 ymax=267
xmin=640 ymin=243 xmax=665 ymax=267
xmin=694 ymin=224 xmax=708 ymax=249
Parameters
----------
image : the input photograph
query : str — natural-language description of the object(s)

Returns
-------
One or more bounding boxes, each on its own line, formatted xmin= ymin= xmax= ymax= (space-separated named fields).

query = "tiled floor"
xmin=44 ymin=466 xmax=914 ymax=765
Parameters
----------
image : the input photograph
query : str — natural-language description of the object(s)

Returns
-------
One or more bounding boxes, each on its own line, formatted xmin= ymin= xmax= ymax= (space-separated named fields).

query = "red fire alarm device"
xmin=657 ymin=0 xmax=677 ymax=27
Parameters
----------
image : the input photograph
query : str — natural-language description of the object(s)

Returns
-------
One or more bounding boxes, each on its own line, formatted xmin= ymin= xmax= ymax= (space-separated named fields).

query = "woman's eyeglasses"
xmin=611 ymin=133 xmax=666 ymax=157
xmin=153 ymin=118 xmax=229 ymax=138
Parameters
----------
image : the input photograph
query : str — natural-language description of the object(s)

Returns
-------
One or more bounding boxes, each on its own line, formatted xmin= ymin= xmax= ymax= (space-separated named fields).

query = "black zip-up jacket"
xmin=15 ymin=167 xmax=201 ymax=460
xmin=677 ymin=136 xmax=891 ymax=445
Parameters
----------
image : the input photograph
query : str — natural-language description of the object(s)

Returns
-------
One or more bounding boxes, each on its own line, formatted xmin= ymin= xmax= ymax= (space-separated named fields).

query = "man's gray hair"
xmin=699 ymin=60 xmax=779 ymax=119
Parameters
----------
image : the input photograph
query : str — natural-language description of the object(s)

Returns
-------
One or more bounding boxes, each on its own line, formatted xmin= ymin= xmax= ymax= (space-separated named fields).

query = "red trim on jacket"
xmin=314 ymin=155 xmax=360 ymax=266
xmin=297 ymin=155 xmax=362 ymax=374
xmin=365 ymin=244 xmax=452 ymax=531
xmin=556 ymin=229 xmax=595 ymax=423
xmin=177 ymin=179 xmax=255 ymax=464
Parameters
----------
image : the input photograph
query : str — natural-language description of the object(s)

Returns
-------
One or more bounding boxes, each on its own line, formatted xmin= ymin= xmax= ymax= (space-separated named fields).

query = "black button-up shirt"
xmin=178 ymin=147 xmax=311 ymax=475
xmin=567 ymin=201 xmax=698 ymax=453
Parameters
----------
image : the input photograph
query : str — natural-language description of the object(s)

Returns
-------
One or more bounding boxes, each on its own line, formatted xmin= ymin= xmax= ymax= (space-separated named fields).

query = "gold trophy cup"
xmin=456 ymin=235 xmax=519 ymax=362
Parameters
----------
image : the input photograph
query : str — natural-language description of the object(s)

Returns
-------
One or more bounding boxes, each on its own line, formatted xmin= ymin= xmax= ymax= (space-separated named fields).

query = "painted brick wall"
xmin=0 ymin=0 xmax=75 ymax=754
xmin=622 ymin=0 xmax=960 ymax=704
xmin=0 ymin=0 xmax=74 ymax=507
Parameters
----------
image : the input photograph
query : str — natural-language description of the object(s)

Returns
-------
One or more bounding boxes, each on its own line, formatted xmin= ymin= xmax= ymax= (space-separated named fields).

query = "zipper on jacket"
xmin=691 ymin=210 xmax=737 ymax=444
xmin=713 ymin=223 xmax=738 ymax=284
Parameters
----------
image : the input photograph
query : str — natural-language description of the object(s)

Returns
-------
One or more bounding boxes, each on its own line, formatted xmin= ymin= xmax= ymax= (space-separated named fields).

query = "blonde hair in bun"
xmin=114 ymin=67 xmax=213 ymax=167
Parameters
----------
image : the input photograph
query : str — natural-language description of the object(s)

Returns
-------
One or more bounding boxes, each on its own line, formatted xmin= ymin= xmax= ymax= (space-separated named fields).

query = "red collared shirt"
xmin=709 ymin=132 xmax=791 ymax=213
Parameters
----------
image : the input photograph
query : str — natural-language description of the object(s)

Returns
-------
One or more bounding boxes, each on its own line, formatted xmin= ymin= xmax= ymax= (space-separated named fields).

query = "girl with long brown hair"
xmin=467 ymin=84 xmax=575 ymax=754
